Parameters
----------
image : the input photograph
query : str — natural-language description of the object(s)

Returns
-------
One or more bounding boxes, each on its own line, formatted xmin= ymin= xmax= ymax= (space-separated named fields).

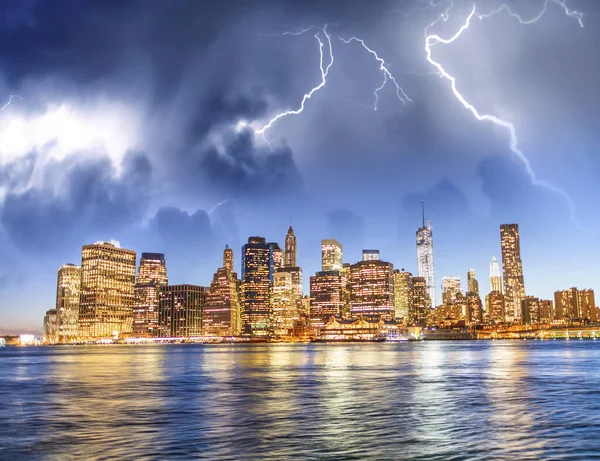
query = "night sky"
xmin=1 ymin=0 xmax=599 ymax=333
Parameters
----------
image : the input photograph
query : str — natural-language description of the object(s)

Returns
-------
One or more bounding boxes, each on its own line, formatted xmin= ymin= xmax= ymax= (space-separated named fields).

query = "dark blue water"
xmin=2 ymin=341 xmax=600 ymax=460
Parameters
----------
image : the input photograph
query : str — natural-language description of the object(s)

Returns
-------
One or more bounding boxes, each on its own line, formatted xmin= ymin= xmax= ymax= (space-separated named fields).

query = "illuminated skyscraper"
xmin=411 ymin=276 xmax=430 ymax=326
xmin=489 ymin=255 xmax=502 ymax=293
xmin=340 ymin=263 xmax=352 ymax=319
xmin=362 ymin=249 xmax=380 ymax=261
xmin=203 ymin=246 xmax=241 ymax=337
xmin=55 ymin=263 xmax=81 ymax=342
xmin=500 ymin=224 xmax=525 ymax=321
xmin=158 ymin=284 xmax=206 ymax=338
xmin=241 ymin=237 xmax=273 ymax=335
xmin=486 ymin=291 xmax=505 ymax=323
xmin=43 ymin=309 xmax=58 ymax=344
xmin=554 ymin=287 xmax=579 ymax=320
xmin=285 ymin=225 xmax=297 ymax=267
xmin=520 ymin=297 xmax=552 ymax=324
xmin=416 ymin=203 xmax=435 ymax=308
xmin=321 ymin=239 xmax=343 ymax=271
xmin=270 ymin=242 xmax=284 ymax=270
xmin=349 ymin=259 xmax=394 ymax=321
xmin=467 ymin=269 xmax=479 ymax=295
xmin=467 ymin=292 xmax=483 ymax=324
xmin=580 ymin=289 xmax=596 ymax=322
xmin=271 ymin=271 xmax=295 ymax=335
xmin=133 ymin=253 xmax=168 ymax=337
xmin=310 ymin=270 xmax=343 ymax=323
xmin=79 ymin=241 xmax=136 ymax=339
xmin=442 ymin=276 xmax=461 ymax=305
xmin=393 ymin=269 xmax=413 ymax=321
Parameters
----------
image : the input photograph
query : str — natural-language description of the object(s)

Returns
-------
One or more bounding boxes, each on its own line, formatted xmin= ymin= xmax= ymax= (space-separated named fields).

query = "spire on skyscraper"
xmin=285 ymin=224 xmax=297 ymax=267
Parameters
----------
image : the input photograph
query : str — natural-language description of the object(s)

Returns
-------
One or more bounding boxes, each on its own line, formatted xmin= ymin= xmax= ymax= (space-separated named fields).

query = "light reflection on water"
xmin=2 ymin=342 xmax=600 ymax=460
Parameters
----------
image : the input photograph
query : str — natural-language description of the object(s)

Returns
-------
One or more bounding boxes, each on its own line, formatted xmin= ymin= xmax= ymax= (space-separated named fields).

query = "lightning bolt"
xmin=255 ymin=25 xmax=333 ymax=142
xmin=425 ymin=2 xmax=590 ymax=232
xmin=477 ymin=0 xmax=583 ymax=27
xmin=208 ymin=198 xmax=237 ymax=214
xmin=338 ymin=37 xmax=412 ymax=110
xmin=1 ymin=94 xmax=21 ymax=111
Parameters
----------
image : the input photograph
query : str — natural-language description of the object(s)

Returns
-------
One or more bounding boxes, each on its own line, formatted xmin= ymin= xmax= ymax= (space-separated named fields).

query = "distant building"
xmin=393 ymin=269 xmax=413 ymax=321
xmin=241 ymin=237 xmax=273 ymax=335
xmin=500 ymin=224 xmax=526 ymax=322
xmin=467 ymin=292 xmax=483 ymax=324
xmin=486 ymin=291 xmax=505 ymax=323
xmin=349 ymin=259 xmax=394 ymax=321
xmin=321 ymin=239 xmax=342 ymax=271
xmin=538 ymin=299 xmax=554 ymax=323
xmin=521 ymin=296 xmax=547 ymax=324
xmin=489 ymin=255 xmax=502 ymax=293
xmin=416 ymin=203 xmax=435 ymax=308
xmin=270 ymin=242 xmax=285 ymax=271
xmin=411 ymin=276 xmax=430 ymax=326
xmin=158 ymin=284 xmax=206 ymax=338
xmin=340 ymin=263 xmax=352 ymax=319
xmin=284 ymin=225 xmax=297 ymax=268
xmin=43 ymin=309 xmax=58 ymax=344
xmin=580 ymin=289 xmax=597 ymax=322
xmin=55 ymin=264 xmax=81 ymax=342
xmin=203 ymin=246 xmax=241 ymax=337
xmin=133 ymin=253 xmax=168 ymax=337
xmin=271 ymin=271 xmax=295 ymax=336
xmin=79 ymin=241 xmax=136 ymax=339
xmin=467 ymin=269 xmax=479 ymax=296
xmin=554 ymin=287 xmax=579 ymax=320
xmin=442 ymin=276 xmax=461 ymax=305
xmin=362 ymin=249 xmax=380 ymax=261
xmin=310 ymin=270 xmax=344 ymax=323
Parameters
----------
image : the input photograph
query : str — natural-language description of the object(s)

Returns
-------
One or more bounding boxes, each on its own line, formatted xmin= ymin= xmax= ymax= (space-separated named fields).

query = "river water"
xmin=1 ymin=341 xmax=600 ymax=460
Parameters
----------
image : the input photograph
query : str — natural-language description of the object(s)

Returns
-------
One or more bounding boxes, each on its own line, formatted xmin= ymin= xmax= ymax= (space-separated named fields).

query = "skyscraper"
xmin=270 ymin=242 xmax=284 ymax=270
xmin=554 ymin=287 xmax=579 ymax=320
xmin=285 ymin=225 xmax=297 ymax=267
xmin=467 ymin=269 xmax=479 ymax=295
xmin=500 ymin=224 xmax=525 ymax=322
xmin=580 ymin=289 xmax=597 ymax=322
xmin=133 ymin=253 xmax=168 ymax=337
xmin=393 ymin=269 xmax=413 ymax=321
xmin=203 ymin=246 xmax=241 ymax=337
xmin=321 ymin=239 xmax=342 ymax=272
xmin=486 ymin=291 xmax=505 ymax=323
xmin=467 ymin=292 xmax=483 ymax=324
xmin=43 ymin=309 xmax=58 ymax=344
xmin=241 ymin=237 xmax=273 ymax=335
xmin=349 ymin=259 xmax=394 ymax=321
xmin=416 ymin=203 xmax=435 ymax=308
xmin=271 ymin=271 xmax=295 ymax=335
xmin=362 ymin=250 xmax=380 ymax=261
xmin=442 ymin=276 xmax=461 ymax=305
xmin=310 ymin=270 xmax=343 ymax=323
xmin=158 ymin=284 xmax=206 ymax=338
xmin=55 ymin=263 xmax=81 ymax=342
xmin=411 ymin=276 xmax=430 ymax=326
xmin=79 ymin=241 xmax=136 ymax=339
xmin=489 ymin=255 xmax=502 ymax=293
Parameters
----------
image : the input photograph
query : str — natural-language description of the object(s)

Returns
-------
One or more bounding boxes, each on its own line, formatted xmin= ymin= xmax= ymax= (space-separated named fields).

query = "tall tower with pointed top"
xmin=489 ymin=255 xmax=502 ymax=293
xmin=223 ymin=245 xmax=234 ymax=272
xmin=416 ymin=202 xmax=435 ymax=308
xmin=284 ymin=225 xmax=297 ymax=268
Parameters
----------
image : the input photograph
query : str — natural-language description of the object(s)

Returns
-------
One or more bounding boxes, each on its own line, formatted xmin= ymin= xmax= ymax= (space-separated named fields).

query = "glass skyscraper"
xmin=500 ymin=224 xmax=525 ymax=322
xmin=416 ymin=203 xmax=435 ymax=308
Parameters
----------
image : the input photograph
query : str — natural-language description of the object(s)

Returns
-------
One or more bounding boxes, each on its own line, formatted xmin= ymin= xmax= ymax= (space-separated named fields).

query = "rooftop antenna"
xmin=421 ymin=200 xmax=425 ymax=228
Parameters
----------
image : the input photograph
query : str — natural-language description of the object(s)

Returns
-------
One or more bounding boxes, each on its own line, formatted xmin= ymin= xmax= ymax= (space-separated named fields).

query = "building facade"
xmin=393 ymin=269 xmax=413 ymax=321
xmin=43 ymin=309 xmax=58 ymax=344
xmin=133 ymin=253 xmax=168 ymax=337
xmin=467 ymin=269 xmax=479 ymax=295
xmin=489 ymin=255 xmax=502 ymax=293
xmin=158 ymin=284 xmax=206 ymax=338
xmin=442 ymin=276 xmax=461 ymax=306
xmin=285 ymin=225 xmax=297 ymax=267
xmin=486 ymin=291 xmax=505 ymax=323
xmin=349 ymin=260 xmax=395 ymax=321
xmin=500 ymin=224 xmax=526 ymax=322
xmin=310 ymin=270 xmax=344 ymax=324
xmin=411 ymin=276 xmax=430 ymax=326
xmin=241 ymin=237 xmax=273 ymax=335
xmin=55 ymin=263 xmax=81 ymax=342
xmin=271 ymin=271 xmax=295 ymax=335
xmin=321 ymin=239 xmax=342 ymax=272
xmin=78 ymin=241 xmax=136 ymax=339
xmin=416 ymin=205 xmax=436 ymax=308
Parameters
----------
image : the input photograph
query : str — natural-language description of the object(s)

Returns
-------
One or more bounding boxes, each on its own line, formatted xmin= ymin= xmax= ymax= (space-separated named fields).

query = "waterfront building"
xmin=349 ymin=259 xmax=395 ymax=321
xmin=203 ymin=246 xmax=241 ymax=337
xmin=467 ymin=292 xmax=483 ymax=324
xmin=133 ymin=253 xmax=168 ymax=337
xmin=442 ymin=276 xmax=461 ymax=305
xmin=538 ymin=299 xmax=554 ymax=323
xmin=393 ymin=269 xmax=413 ymax=321
xmin=500 ymin=224 xmax=526 ymax=322
xmin=78 ymin=240 xmax=136 ymax=339
xmin=362 ymin=249 xmax=380 ymax=261
xmin=554 ymin=287 xmax=579 ymax=320
xmin=580 ymin=289 xmax=596 ymax=322
xmin=467 ymin=269 xmax=479 ymax=295
xmin=411 ymin=276 xmax=430 ymax=326
xmin=241 ymin=237 xmax=273 ymax=335
xmin=310 ymin=270 xmax=343 ymax=323
xmin=158 ymin=284 xmax=206 ymax=338
xmin=284 ymin=225 xmax=297 ymax=267
xmin=277 ymin=266 xmax=303 ymax=324
xmin=489 ymin=255 xmax=502 ymax=293
xmin=55 ymin=263 xmax=81 ymax=342
xmin=486 ymin=291 xmax=505 ymax=323
xmin=321 ymin=239 xmax=342 ymax=271
xmin=271 ymin=270 xmax=295 ymax=336
xmin=43 ymin=309 xmax=58 ymax=344
xmin=416 ymin=203 xmax=436 ymax=308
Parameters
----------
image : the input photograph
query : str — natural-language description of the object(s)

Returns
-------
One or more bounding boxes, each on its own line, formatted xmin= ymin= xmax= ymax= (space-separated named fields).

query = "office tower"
xmin=55 ymin=263 xmax=81 ymax=342
xmin=271 ymin=271 xmax=295 ymax=335
xmin=486 ymin=291 xmax=505 ymax=323
xmin=554 ymin=287 xmax=579 ymax=320
xmin=300 ymin=295 xmax=311 ymax=319
xmin=241 ymin=237 xmax=273 ymax=335
xmin=43 ymin=309 xmax=58 ymax=344
xmin=500 ymin=224 xmax=526 ymax=322
xmin=521 ymin=296 xmax=549 ymax=324
xmin=411 ymin=276 xmax=430 ymax=325
xmin=489 ymin=255 xmax=502 ymax=293
xmin=340 ymin=263 xmax=352 ymax=319
xmin=393 ymin=269 xmax=413 ymax=321
xmin=203 ymin=246 xmax=241 ymax=337
xmin=467 ymin=269 xmax=479 ymax=295
xmin=133 ymin=253 xmax=168 ymax=337
xmin=277 ymin=266 xmax=303 ymax=322
xmin=270 ymin=242 xmax=284 ymax=270
xmin=158 ymin=285 xmax=206 ymax=338
xmin=285 ymin=225 xmax=297 ymax=267
xmin=349 ymin=259 xmax=395 ymax=321
xmin=79 ymin=241 xmax=136 ymax=339
xmin=416 ymin=203 xmax=436 ymax=308
xmin=580 ymin=289 xmax=596 ymax=322
xmin=310 ymin=270 xmax=343 ymax=323
xmin=467 ymin=292 xmax=483 ymax=324
xmin=538 ymin=299 xmax=554 ymax=323
xmin=442 ymin=276 xmax=461 ymax=305
xmin=362 ymin=249 xmax=380 ymax=261
xmin=321 ymin=239 xmax=343 ymax=271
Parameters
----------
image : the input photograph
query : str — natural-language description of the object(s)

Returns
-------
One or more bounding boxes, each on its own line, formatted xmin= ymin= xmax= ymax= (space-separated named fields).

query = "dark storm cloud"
xmin=0 ymin=151 xmax=152 ymax=250
xmin=402 ymin=178 xmax=470 ymax=223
